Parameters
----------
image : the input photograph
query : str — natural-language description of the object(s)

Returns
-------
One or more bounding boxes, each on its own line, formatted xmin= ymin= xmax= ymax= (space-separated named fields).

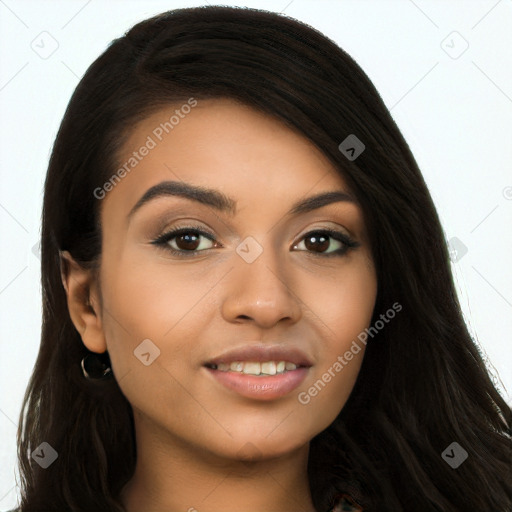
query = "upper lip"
xmin=204 ymin=344 xmax=313 ymax=367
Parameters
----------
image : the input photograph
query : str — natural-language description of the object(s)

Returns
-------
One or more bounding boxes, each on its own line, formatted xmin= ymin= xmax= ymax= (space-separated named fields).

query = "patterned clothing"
xmin=329 ymin=493 xmax=364 ymax=511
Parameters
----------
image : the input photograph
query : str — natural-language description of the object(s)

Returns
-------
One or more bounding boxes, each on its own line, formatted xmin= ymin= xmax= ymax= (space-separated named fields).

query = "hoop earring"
xmin=81 ymin=352 xmax=113 ymax=380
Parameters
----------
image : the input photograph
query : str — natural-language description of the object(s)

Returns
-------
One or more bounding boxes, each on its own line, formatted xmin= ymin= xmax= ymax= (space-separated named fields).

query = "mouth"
xmin=205 ymin=360 xmax=303 ymax=375
xmin=203 ymin=345 xmax=312 ymax=400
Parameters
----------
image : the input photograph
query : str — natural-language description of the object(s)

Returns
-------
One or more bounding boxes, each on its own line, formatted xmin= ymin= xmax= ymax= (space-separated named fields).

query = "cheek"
xmin=305 ymin=255 xmax=377 ymax=349
xmin=96 ymin=256 xmax=216 ymax=441
xmin=99 ymin=250 xmax=213 ymax=344
xmin=296 ymin=258 xmax=376 ymax=422
xmin=96 ymin=251 xmax=223 ymax=403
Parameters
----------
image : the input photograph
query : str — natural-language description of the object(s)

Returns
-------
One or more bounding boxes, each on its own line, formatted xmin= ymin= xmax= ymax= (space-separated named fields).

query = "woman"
xmin=11 ymin=5 xmax=511 ymax=512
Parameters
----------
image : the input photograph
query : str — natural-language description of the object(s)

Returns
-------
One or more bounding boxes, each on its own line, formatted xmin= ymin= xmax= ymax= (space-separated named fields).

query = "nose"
xmin=220 ymin=243 xmax=302 ymax=329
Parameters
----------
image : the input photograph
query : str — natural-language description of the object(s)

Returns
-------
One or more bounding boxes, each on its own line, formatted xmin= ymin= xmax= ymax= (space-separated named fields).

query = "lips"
xmin=203 ymin=343 xmax=313 ymax=401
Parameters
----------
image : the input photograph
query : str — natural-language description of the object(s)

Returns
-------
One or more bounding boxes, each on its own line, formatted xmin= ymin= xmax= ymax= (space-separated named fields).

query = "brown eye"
xmin=293 ymin=229 xmax=359 ymax=257
xmin=173 ymin=232 xmax=202 ymax=251
xmin=152 ymin=227 xmax=217 ymax=256
xmin=303 ymin=233 xmax=331 ymax=252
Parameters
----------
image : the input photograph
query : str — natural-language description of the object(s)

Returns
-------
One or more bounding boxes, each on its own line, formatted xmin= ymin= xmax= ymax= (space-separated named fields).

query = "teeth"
xmin=215 ymin=360 xmax=298 ymax=376
xmin=242 ymin=362 xmax=260 ymax=375
xmin=261 ymin=361 xmax=277 ymax=375
xmin=230 ymin=362 xmax=243 ymax=372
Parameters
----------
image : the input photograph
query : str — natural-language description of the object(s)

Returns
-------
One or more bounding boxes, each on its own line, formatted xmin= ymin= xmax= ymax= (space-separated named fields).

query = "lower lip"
xmin=204 ymin=366 xmax=309 ymax=401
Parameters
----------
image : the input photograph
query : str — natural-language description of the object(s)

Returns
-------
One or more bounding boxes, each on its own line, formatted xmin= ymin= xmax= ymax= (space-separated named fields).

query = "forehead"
xmin=101 ymin=98 xmax=351 ymax=219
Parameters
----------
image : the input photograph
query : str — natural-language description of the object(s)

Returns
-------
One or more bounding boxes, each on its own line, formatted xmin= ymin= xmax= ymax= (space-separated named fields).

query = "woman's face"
xmin=84 ymin=98 xmax=377 ymax=460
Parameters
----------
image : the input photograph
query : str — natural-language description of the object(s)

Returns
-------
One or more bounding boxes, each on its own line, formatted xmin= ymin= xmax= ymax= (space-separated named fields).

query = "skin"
xmin=61 ymin=98 xmax=377 ymax=512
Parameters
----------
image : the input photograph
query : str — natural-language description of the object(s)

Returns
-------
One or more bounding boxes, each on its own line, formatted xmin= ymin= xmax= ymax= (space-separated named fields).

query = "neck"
xmin=119 ymin=417 xmax=317 ymax=512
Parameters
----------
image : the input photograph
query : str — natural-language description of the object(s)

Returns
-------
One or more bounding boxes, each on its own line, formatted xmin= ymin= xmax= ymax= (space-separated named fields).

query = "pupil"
xmin=305 ymin=234 xmax=329 ymax=252
xmin=178 ymin=233 xmax=199 ymax=250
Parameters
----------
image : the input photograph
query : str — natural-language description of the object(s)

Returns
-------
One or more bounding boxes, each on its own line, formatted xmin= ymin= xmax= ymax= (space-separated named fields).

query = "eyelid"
xmin=151 ymin=223 xmax=217 ymax=246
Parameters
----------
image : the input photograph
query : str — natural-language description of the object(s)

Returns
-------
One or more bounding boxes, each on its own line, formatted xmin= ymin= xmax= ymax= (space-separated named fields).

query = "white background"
xmin=1 ymin=0 xmax=511 ymax=508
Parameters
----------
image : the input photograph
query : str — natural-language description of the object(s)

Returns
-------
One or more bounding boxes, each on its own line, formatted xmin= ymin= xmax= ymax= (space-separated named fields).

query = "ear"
xmin=59 ymin=250 xmax=107 ymax=354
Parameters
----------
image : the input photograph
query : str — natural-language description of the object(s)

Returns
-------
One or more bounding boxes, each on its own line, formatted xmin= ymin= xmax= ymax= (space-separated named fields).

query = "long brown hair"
xmin=16 ymin=6 xmax=511 ymax=511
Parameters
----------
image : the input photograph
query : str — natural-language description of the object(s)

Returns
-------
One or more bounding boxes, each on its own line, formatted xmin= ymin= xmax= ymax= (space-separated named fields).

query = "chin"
xmin=212 ymin=430 xmax=312 ymax=463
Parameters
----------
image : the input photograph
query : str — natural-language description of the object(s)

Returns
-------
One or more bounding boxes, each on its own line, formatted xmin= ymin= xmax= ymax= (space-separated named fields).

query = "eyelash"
xmin=151 ymin=224 xmax=360 ymax=258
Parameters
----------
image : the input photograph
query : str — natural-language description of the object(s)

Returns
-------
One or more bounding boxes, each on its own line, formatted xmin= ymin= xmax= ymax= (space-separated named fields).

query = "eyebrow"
xmin=127 ymin=180 xmax=355 ymax=220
